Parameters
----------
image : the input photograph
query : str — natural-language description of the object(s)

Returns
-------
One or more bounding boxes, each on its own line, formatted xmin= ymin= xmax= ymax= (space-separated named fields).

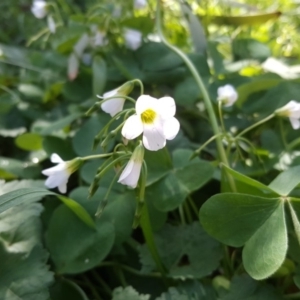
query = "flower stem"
xmin=218 ymin=101 xmax=227 ymax=133
xmin=236 ymin=114 xmax=275 ymax=138
xmin=81 ymin=153 xmax=115 ymax=161
xmin=156 ymin=0 xmax=236 ymax=192
xmin=140 ymin=200 xmax=168 ymax=279
xmin=191 ymin=133 xmax=223 ymax=160
xmin=131 ymin=79 xmax=144 ymax=95
xmin=156 ymin=1 xmax=228 ymax=165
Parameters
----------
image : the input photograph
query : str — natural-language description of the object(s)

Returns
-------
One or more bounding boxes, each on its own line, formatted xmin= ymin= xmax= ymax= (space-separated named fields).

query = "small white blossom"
xmin=134 ymin=0 xmax=147 ymax=9
xmin=121 ymin=95 xmax=180 ymax=151
xmin=68 ymin=53 xmax=79 ymax=81
xmin=124 ymin=28 xmax=142 ymax=50
xmin=101 ymin=82 xmax=134 ymax=117
xmin=217 ymin=84 xmax=238 ymax=107
xmin=47 ymin=15 xmax=56 ymax=33
xmin=118 ymin=145 xmax=144 ymax=188
xmin=276 ymin=100 xmax=300 ymax=129
xmin=31 ymin=0 xmax=48 ymax=19
xmin=42 ymin=154 xmax=82 ymax=193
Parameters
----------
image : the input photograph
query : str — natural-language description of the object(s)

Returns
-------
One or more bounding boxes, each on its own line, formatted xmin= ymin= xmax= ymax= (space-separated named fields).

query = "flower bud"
xmin=101 ymin=81 xmax=134 ymax=117
xmin=275 ymin=100 xmax=300 ymax=129
xmin=118 ymin=144 xmax=144 ymax=188
xmin=217 ymin=84 xmax=238 ymax=107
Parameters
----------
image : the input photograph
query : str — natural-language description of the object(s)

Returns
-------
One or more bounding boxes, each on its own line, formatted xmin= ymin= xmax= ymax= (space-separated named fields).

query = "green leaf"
xmin=222 ymin=164 xmax=278 ymax=196
xmin=156 ymin=281 xmax=215 ymax=300
xmin=232 ymin=38 xmax=271 ymax=61
xmin=180 ymin=2 xmax=207 ymax=54
xmin=0 ymin=203 xmax=53 ymax=299
xmin=50 ymin=278 xmax=89 ymax=300
xmin=220 ymin=274 xmax=283 ymax=300
xmin=57 ymin=195 xmax=96 ymax=229
xmin=268 ymin=166 xmax=300 ymax=196
xmin=0 ymin=246 xmax=53 ymax=300
xmin=149 ymin=149 xmax=215 ymax=212
xmin=200 ymin=193 xmax=281 ymax=247
xmin=121 ymin=16 xmax=154 ymax=35
xmin=15 ymin=133 xmax=43 ymax=151
xmin=139 ymin=222 xmax=222 ymax=279
xmin=0 ymin=157 xmax=41 ymax=180
xmin=43 ymin=136 xmax=77 ymax=160
xmin=0 ymin=188 xmax=95 ymax=228
xmin=0 ymin=188 xmax=55 ymax=214
xmin=72 ymin=116 xmax=109 ymax=156
xmin=243 ymin=202 xmax=287 ymax=280
xmin=45 ymin=202 xmax=115 ymax=274
xmin=112 ymin=286 xmax=150 ymax=300
xmin=209 ymin=11 xmax=281 ymax=26
xmin=0 ymin=180 xmax=45 ymax=196
xmin=92 ymin=55 xmax=106 ymax=98
xmin=39 ymin=113 xmax=82 ymax=135
xmin=236 ymin=78 xmax=281 ymax=107
xmin=69 ymin=187 xmax=135 ymax=245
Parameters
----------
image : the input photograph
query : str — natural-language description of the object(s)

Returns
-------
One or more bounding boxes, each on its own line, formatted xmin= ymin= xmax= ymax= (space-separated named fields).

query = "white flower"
xmin=118 ymin=145 xmax=144 ymax=188
xmin=276 ymin=100 xmax=300 ymax=129
xmin=68 ymin=53 xmax=79 ymax=81
xmin=42 ymin=154 xmax=82 ymax=193
xmin=47 ymin=15 xmax=56 ymax=33
xmin=124 ymin=28 xmax=142 ymax=50
xmin=134 ymin=0 xmax=147 ymax=9
xmin=121 ymin=95 xmax=180 ymax=151
xmin=74 ymin=34 xmax=90 ymax=57
xmin=101 ymin=82 xmax=134 ymax=117
xmin=31 ymin=0 xmax=48 ymax=19
xmin=217 ymin=84 xmax=238 ymax=107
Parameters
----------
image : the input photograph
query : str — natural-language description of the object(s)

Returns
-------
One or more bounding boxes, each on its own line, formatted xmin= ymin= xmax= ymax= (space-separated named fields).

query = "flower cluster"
xmin=42 ymin=81 xmax=180 ymax=194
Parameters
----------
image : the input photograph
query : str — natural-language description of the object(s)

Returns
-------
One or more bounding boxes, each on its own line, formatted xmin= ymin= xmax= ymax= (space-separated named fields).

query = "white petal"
xmin=136 ymin=95 xmax=158 ymax=115
xmin=286 ymin=100 xmax=300 ymax=118
xmin=74 ymin=34 xmax=90 ymax=57
xmin=45 ymin=171 xmax=68 ymax=189
xmin=51 ymin=153 xmax=64 ymax=164
xmin=122 ymin=115 xmax=143 ymax=140
xmin=47 ymin=15 xmax=56 ymax=33
xmin=217 ymin=84 xmax=238 ymax=107
xmin=143 ymin=123 xmax=166 ymax=151
xmin=68 ymin=54 xmax=79 ymax=81
xmin=31 ymin=1 xmax=47 ymax=18
xmin=118 ymin=160 xmax=142 ymax=188
xmin=103 ymin=89 xmax=118 ymax=99
xmin=124 ymin=28 xmax=142 ymax=50
xmin=290 ymin=117 xmax=300 ymax=130
xmin=158 ymin=96 xmax=176 ymax=119
xmin=42 ymin=163 xmax=66 ymax=176
xmin=101 ymin=98 xmax=125 ymax=117
xmin=163 ymin=117 xmax=180 ymax=140
xmin=134 ymin=0 xmax=147 ymax=9
xmin=58 ymin=181 xmax=68 ymax=193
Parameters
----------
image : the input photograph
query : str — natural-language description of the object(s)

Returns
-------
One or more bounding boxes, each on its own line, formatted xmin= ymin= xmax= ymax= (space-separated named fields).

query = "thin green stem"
xmin=236 ymin=114 xmax=275 ymax=138
xmin=183 ymin=201 xmax=193 ymax=223
xmin=191 ymin=134 xmax=223 ymax=160
xmin=287 ymin=137 xmax=300 ymax=151
xmin=96 ymin=94 xmax=137 ymax=105
xmin=82 ymin=153 xmax=116 ymax=161
xmin=131 ymin=79 xmax=144 ymax=95
xmin=179 ymin=205 xmax=186 ymax=225
xmin=140 ymin=201 xmax=168 ymax=279
xmin=187 ymin=196 xmax=199 ymax=218
xmin=156 ymin=1 xmax=229 ymax=167
xmin=218 ymin=100 xmax=227 ymax=133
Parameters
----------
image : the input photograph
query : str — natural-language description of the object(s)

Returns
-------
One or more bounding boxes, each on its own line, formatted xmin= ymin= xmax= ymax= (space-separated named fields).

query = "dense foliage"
xmin=1 ymin=0 xmax=300 ymax=299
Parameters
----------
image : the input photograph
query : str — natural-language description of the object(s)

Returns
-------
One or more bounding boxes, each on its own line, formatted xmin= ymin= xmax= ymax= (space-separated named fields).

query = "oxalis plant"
xmin=2 ymin=0 xmax=300 ymax=299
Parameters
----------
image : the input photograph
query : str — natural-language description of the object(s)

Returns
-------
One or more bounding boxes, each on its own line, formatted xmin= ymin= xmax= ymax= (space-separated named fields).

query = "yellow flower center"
xmin=141 ymin=109 xmax=156 ymax=124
